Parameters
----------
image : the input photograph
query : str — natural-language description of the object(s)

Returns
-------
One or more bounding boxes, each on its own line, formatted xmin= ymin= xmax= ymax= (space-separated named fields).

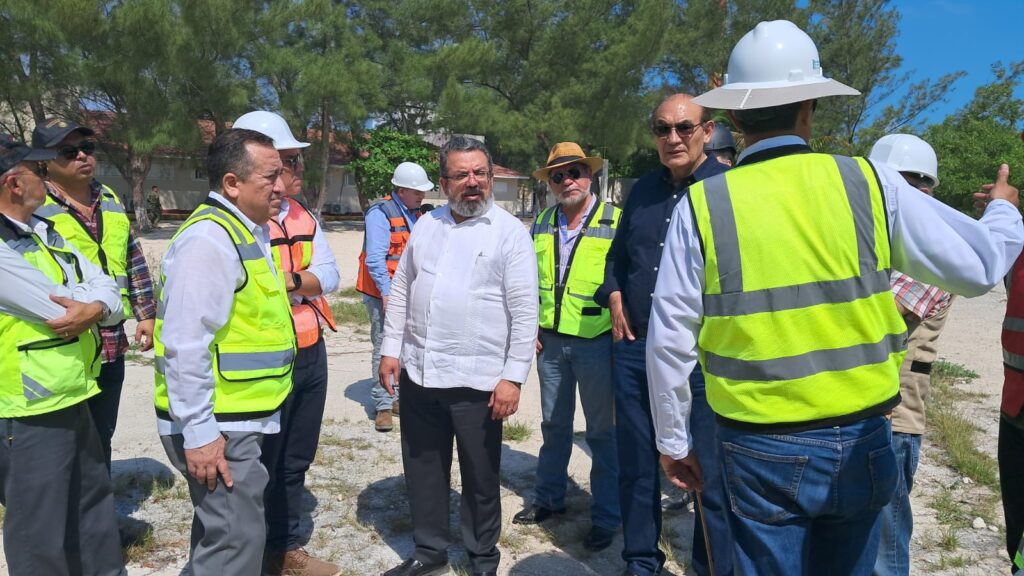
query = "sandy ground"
xmin=0 ymin=221 xmax=1015 ymax=575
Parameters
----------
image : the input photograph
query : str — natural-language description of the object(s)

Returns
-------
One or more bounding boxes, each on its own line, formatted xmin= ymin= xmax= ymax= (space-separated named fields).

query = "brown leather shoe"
xmin=375 ymin=409 xmax=394 ymax=432
xmin=392 ymin=400 xmax=400 ymax=416
xmin=267 ymin=547 xmax=341 ymax=576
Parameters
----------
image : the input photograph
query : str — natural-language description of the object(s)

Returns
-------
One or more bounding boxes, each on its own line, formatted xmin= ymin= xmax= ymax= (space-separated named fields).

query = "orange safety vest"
xmin=356 ymin=196 xmax=412 ymax=299
xmin=1003 ymin=253 xmax=1024 ymax=419
xmin=269 ymin=198 xmax=337 ymax=349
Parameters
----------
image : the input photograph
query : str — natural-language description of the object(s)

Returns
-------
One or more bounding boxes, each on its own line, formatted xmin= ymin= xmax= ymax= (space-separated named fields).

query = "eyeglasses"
xmin=282 ymin=154 xmax=303 ymax=171
xmin=652 ymin=121 xmax=707 ymax=139
xmin=550 ymin=166 xmax=585 ymax=185
xmin=58 ymin=140 xmax=97 ymax=160
xmin=444 ymin=169 xmax=491 ymax=183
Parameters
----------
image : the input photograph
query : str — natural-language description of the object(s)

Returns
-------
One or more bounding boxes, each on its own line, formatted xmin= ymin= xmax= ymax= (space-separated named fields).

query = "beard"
xmin=450 ymin=193 xmax=494 ymax=219
xmin=557 ymin=188 xmax=588 ymax=207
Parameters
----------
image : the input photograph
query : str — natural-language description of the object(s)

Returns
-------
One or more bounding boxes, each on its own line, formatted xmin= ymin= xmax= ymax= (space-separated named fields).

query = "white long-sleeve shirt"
xmin=276 ymin=198 xmax=340 ymax=304
xmin=381 ymin=203 xmax=538 ymax=391
xmin=647 ymin=136 xmax=1024 ymax=460
xmin=157 ymin=192 xmax=281 ymax=448
xmin=0 ymin=214 xmax=123 ymax=325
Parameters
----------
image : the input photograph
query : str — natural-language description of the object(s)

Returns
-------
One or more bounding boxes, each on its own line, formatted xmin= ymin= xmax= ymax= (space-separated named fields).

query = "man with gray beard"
xmin=512 ymin=142 xmax=621 ymax=552
xmin=379 ymin=136 xmax=538 ymax=576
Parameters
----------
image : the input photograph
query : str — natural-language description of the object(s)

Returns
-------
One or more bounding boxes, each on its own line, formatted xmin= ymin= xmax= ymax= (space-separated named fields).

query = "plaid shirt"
xmin=44 ymin=181 xmax=157 ymax=363
xmin=890 ymin=271 xmax=950 ymax=320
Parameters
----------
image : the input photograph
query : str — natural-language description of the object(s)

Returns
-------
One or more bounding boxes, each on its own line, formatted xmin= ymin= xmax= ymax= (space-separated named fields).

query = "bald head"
xmin=650 ymin=94 xmax=713 ymax=183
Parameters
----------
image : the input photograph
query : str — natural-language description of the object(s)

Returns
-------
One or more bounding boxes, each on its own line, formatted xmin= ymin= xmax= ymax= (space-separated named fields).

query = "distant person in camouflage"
xmin=147 ymin=185 xmax=162 ymax=227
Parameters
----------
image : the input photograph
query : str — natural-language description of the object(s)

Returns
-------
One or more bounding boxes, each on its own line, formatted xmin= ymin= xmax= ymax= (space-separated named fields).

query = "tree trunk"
xmin=129 ymin=154 xmax=153 ymax=232
xmin=310 ymin=98 xmax=331 ymax=221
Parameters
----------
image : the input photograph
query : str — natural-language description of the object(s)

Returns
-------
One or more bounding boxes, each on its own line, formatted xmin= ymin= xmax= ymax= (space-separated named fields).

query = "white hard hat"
xmin=391 ymin=162 xmax=434 ymax=192
xmin=869 ymin=134 xmax=939 ymax=188
xmin=232 ymin=110 xmax=310 ymax=150
xmin=694 ymin=20 xmax=860 ymax=110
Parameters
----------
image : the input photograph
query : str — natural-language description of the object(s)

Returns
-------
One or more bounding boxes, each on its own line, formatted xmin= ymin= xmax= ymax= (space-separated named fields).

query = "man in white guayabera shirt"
xmin=378 ymin=136 xmax=538 ymax=576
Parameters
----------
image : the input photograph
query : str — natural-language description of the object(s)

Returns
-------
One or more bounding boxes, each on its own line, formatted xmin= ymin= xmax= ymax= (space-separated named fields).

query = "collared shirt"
xmin=595 ymin=156 xmax=728 ymax=332
xmin=276 ymin=198 xmax=340 ymax=305
xmin=364 ymin=196 xmax=418 ymax=299
xmin=891 ymin=272 xmax=950 ymax=320
xmin=381 ymin=203 xmax=538 ymax=391
xmin=554 ymin=194 xmax=596 ymax=284
xmin=43 ymin=181 xmax=157 ymax=363
xmin=156 ymin=192 xmax=281 ymax=448
xmin=0 ymin=214 xmax=124 ymax=326
xmin=647 ymin=135 xmax=1024 ymax=459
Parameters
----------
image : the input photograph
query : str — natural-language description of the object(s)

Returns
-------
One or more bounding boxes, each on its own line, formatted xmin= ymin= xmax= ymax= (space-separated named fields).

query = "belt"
xmin=910 ymin=361 xmax=932 ymax=375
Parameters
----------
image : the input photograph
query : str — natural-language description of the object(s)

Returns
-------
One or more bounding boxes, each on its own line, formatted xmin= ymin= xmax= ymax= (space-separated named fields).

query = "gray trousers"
xmin=0 ymin=402 xmax=126 ymax=576
xmin=366 ymin=296 xmax=397 ymax=411
xmin=161 ymin=430 xmax=268 ymax=576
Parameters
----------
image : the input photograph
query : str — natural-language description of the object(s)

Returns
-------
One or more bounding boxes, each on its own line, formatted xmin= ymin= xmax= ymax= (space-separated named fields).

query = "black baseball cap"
xmin=0 ymin=135 xmax=57 ymax=175
xmin=31 ymin=117 xmax=95 ymax=149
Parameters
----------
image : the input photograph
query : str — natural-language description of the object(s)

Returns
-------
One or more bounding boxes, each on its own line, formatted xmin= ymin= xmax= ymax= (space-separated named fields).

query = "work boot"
xmin=375 ymin=410 xmax=394 ymax=432
xmin=392 ymin=399 xmax=400 ymax=416
xmin=266 ymin=547 xmax=341 ymax=576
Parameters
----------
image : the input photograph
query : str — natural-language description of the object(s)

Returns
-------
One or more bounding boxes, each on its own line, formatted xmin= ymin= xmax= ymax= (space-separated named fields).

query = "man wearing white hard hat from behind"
xmin=870 ymin=134 xmax=952 ymax=576
xmin=646 ymin=20 xmax=1023 ymax=575
xmin=232 ymin=110 xmax=341 ymax=576
xmin=356 ymin=161 xmax=433 ymax=432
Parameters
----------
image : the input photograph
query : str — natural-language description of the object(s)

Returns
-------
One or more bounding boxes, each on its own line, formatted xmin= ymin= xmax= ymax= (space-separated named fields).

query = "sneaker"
xmin=375 ymin=410 xmax=394 ymax=432
xmin=266 ymin=547 xmax=341 ymax=576
xmin=661 ymin=491 xmax=692 ymax=513
xmin=392 ymin=399 xmax=400 ymax=416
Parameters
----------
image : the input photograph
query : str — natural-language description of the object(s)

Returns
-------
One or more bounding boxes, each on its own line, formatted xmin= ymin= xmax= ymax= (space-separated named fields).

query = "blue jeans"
xmin=365 ymin=296 xmax=396 ymax=411
xmin=613 ymin=337 xmax=664 ymax=575
xmin=690 ymin=369 xmax=734 ymax=576
xmin=719 ymin=415 xmax=898 ymax=576
xmin=534 ymin=331 xmax=620 ymax=530
xmin=874 ymin=431 xmax=921 ymax=576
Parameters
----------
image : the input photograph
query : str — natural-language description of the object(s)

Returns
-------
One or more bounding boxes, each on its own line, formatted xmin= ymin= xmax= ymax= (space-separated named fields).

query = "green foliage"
xmin=348 ymin=129 xmax=437 ymax=203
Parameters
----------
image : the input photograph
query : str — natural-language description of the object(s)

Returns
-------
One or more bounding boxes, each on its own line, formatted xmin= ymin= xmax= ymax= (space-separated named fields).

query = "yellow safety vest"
xmin=688 ymin=152 xmax=906 ymax=426
xmin=533 ymin=200 xmax=620 ymax=338
xmin=36 ymin=184 xmax=133 ymax=317
xmin=0 ymin=218 xmax=101 ymax=417
xmin=153 ymin=201 xmax=296 ymax=419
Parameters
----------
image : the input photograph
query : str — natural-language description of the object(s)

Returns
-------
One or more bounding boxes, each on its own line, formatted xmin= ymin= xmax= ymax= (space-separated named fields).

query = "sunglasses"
xmin=652 ymin=121 xmax=706 ymax=139
xmin=58 ymin=140 xmax=97 ymax=160
xmin=282 ymin=154 xmax=303 ymax=171
xmin=550 ymin=166 xmax=584 ymax=185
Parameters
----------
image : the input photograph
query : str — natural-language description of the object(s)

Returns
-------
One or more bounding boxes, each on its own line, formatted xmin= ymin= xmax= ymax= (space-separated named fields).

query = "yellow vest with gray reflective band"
xmin=35 ymin=184 xmax=133 ymax=317
xmin=533 ymin=200 xmax=620 ymax=338
xmin=688 ymin=153 xmax=906 ymax=425
xmin=0 ymin=219 xmax=101 ymax=417
xmin=153 ymin=202 xmax=295 ymax=419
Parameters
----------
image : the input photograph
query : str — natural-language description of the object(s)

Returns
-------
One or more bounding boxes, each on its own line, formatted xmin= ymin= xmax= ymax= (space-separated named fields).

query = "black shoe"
xmin=661 ymin=490 xmax=692 ymax=513
xmin=382 ymin=558 xmax=449 ymax=576
xmin=512 ymin=504 xmax=566 ymax=524
xmin=583 ymin=525 xmax=616 ymax=551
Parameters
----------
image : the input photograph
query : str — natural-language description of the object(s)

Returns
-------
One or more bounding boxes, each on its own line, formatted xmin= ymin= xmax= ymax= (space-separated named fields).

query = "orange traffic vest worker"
xmin=356 ymin=195 xmax=414 ymax=299
xmin=1001 ymin=253 xmax=1024 ymax=573
xmin=269 ymin=197 xmax=338 ymax=349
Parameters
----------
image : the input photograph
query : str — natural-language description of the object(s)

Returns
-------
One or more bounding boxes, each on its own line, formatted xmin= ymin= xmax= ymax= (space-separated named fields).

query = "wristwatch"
xmin=291 ymin=272 xmax=303 ymax=291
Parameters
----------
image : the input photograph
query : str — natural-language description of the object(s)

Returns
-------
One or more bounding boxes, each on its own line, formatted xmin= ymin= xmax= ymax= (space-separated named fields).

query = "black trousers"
xmin=400 ymin=372 xmax=503 ymax=572
xmin=0 ymin=403 xmax=125 ymax=575
xmin=261 ymin=338 xmax=329 ymax=552
xmin=999 ymin=414 xmax=1024 ymax=572
xmin=88 ymin=358 xmax=125 ymax=472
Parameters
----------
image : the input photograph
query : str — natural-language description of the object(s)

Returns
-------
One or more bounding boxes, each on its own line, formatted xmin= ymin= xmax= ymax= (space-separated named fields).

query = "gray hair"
xmin=439 ymin=136 xmax=493 ymax=178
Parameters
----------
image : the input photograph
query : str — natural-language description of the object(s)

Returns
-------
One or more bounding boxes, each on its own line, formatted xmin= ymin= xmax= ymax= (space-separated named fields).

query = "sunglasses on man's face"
xmin=550 ymin=166 xmax=585 ymax=185
xmin=58 ymin=140 xmax=97 ymax=160
xmin=652 ymin=121 xmax=706 ymax=139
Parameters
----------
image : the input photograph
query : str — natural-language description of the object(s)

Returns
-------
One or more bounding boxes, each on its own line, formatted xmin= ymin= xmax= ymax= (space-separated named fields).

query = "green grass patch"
xmin=121 ymin=525 xmax=155 ymax=564
xmin=336 ymin=286 xmax=361 ymax=299
xmin=503 ymin=419 xmax=532 ymax=441
xmin=330 ymin=299 xmax=369 ymax=325
xmin=931 ymin=487 xmax=970 ymax=526
xmin=927 ymin=365 xmax=999 ymax=488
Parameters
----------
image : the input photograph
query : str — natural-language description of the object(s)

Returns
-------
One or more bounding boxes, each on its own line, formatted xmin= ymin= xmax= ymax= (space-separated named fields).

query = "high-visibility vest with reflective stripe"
xmin=35 ymin=184 xmax=133 ymax=317
xmin=688 ymin=153 xmax=906 ymax=425
xmin=0 ymin=218 xmax=101 ymax=417
xmin=153 ymin=202 xmax=296 ymax=419
xmin=1001 ymin=254 xmax=1024 ymax=419
xmin=269 ymin=198 xmax=337 ymax=349
xmin=533 ymin=200 xmax=620 ymax=338
xmin=356 ymin=196 xmax=412 ymax=299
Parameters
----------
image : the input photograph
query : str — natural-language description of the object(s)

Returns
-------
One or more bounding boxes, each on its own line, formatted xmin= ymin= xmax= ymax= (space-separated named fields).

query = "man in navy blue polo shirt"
xmin=595 ymin=93 xmax=731 ymax=576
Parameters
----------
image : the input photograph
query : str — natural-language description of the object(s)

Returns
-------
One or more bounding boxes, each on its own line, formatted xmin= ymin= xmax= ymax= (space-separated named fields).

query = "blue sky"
xmin=889 ymin=0 xmax=1024 ymax=125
